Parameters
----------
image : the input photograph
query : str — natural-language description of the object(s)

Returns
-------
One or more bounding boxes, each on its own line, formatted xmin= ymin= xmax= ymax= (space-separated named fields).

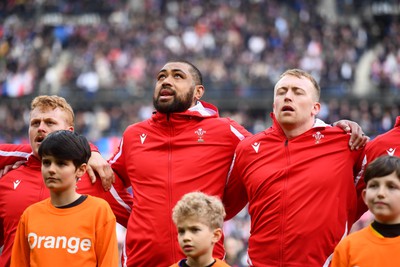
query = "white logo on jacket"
xmin=252 ymin=142 xmax=260 ymax=153
xmin=140 ymin=134 xmax=147 ymax=144
xmin=313 ymin=131 xmax=324 ymax=144
xmin=387 ymin=148 xmax=396 ymax=156
xmin=195 ymin=128 xmax=206 ymax=142
xmin=13 ymin=180 xmax=21 ymax=189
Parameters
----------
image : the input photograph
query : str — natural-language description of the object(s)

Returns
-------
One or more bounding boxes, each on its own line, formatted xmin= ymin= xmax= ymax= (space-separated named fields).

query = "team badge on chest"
xmin=195 ymin=128 xmax=206 ymax=142
xmin=313 ymin=131 xmax=324 ymax=144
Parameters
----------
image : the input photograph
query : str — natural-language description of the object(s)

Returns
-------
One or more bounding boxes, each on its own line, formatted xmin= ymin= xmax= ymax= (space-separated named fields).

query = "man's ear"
xmin=194 ymin=85 xmax=205 ymax=101
xmin=312 ymin=102 xmax=321 ymax=116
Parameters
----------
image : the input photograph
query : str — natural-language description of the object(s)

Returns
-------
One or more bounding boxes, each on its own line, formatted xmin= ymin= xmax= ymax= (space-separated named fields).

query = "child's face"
xmin=41 ymin=155 xmax=86 ymax=193
xmin=176 ymin=218 xmax=221 ymax=263
xmin=363 ymin=171 xmax=400 ymax=224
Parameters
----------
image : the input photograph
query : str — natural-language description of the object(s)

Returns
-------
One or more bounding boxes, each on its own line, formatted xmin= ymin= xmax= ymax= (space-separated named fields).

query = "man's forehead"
xmin=275 ymin=74 xmax=313 ymax=89
xmin=160 ymin=62 xmax=190 ymax=72
xmin=31 ymin=106 xmax=56 ymax=114
xmin=30 ymin=107 xmax=65 ymax=119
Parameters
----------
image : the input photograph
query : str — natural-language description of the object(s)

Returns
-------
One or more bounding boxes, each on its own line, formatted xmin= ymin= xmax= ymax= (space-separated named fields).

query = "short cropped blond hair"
xmin=31 ymin=95 xmax=74 ymax=126
xmin=172 ymin=192 xmax=226 ymax=229
xmin=279 ymin=69 xmax=321 ymax=100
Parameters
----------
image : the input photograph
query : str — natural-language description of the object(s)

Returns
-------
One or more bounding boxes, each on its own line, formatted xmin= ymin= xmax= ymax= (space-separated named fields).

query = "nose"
xmin=377 ymin=186 xmax=386 ymax=198
xmin=161 ymin=74 xmax=173 ymax=86
xmin=284 ymin=89 xmax=294 ymax=101
xmin=182 ymin=232 xmax=191 ymax=242
xmin=37 ymin=121 xmax=47 ymax=133
xmin=44 ymin=163 xmax=56 ymax=174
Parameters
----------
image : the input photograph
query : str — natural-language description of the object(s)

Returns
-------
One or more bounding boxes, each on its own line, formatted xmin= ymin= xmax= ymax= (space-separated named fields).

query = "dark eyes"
xmin=42 ymin=159 xmax=68 ymax=167
xmin=42 ymin=159 xmax=51 ymax=166
xmin=177 ymin=228 xmax=201 ymax=235
xmin=276 ymin=89 xmax=304 ymax=95
xmin=157 ymin=73 xmax=183 ymax=80
xmin=367 ymin=183 xmax=399 ymax=190
xmin=367 ymin=183 xmax=378 ymax=189
xmin=31 ymin=121 xmax=56 ymax=127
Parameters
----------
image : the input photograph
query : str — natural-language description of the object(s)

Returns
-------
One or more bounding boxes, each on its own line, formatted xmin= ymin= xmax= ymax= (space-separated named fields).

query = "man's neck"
xmin=281 ymin=121 xmax=315 ymax=139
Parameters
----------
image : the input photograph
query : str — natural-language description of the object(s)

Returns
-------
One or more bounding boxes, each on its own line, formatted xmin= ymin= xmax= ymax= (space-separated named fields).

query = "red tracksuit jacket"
xmin=224 ymin=114 xmax=366 ymax=267
xmin=0 ymin=149 xmax=132 ymax=267
xmin=364 ymin=115 xmax=400 ymax=161
xmin=109 ymin=101 xmax=251 ymax=267
xmin=352 ymin=116 xmax=400 ymax=219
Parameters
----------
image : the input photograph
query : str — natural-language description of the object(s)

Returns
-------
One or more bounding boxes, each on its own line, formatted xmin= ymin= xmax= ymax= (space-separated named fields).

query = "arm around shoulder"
xmin=223 ymin=154 xmax=248 ymax=220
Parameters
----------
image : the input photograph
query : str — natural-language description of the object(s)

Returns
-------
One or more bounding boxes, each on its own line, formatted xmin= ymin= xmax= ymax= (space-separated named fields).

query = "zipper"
xmin=279 ymin=139 xmax=289 ymax=266
xmin=167 ymin=117 xmax=177 ymax=261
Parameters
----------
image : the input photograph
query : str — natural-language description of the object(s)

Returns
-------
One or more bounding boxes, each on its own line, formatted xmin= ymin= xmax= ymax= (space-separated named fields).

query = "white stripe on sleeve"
xmin=230 ymin=125 xmax=245 ymax=141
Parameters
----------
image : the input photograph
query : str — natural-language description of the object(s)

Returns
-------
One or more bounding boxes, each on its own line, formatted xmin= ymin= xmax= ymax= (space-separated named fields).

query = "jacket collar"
xmin=152 ymin=100 xmax=219 ymax=122
xmin=25 ymin=154 xmax=41 ymax=170
xmin=270 ymin=112 xmax=329 ymax=136
xmin=395 ymin=116 xmax=400 ymax=127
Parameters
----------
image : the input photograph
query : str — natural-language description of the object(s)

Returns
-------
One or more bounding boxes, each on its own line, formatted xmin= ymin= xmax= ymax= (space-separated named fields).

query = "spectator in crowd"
xmin=331 ymin=155 xmax=400 ymax=267
xmin=0 ymin=0 xmax=372 ymax=101
xmin=224 ymin=69 xmax=367 ymax=266
xmin=11 ymin=130 xmax=119 ymax=267
xmin=170 ymin=191 xmax=229 ymax=267
xmin=1 ymin=1 xmax=399 ymax=144
xmin=0 ymin=95 xmax=132 ymax=267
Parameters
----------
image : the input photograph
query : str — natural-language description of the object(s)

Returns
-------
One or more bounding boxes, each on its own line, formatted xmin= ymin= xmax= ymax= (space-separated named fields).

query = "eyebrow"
xmin=276 ymin=86 xmax=306 ymax=92
xmin=31 ymin=117 xmax=56 ymax=122
xmin=159 ymin=68 xmax=186 ymax=74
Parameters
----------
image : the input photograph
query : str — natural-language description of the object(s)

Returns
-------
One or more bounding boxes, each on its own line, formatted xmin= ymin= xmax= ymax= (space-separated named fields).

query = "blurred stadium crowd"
xmin=1 ymin=0 xmax=399 ymax=266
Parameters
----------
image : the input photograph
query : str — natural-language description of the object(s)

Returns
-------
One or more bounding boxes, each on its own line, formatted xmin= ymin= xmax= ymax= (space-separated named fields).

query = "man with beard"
xmin=109 ymin=60 xmax=252 ymax=266
xmin=108 ymin=61 xmax=367 ymax=267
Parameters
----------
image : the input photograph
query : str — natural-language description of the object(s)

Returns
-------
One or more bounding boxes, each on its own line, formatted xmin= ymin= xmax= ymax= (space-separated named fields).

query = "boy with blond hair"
xmin=170 ymin=192 xmax=230 ymax=267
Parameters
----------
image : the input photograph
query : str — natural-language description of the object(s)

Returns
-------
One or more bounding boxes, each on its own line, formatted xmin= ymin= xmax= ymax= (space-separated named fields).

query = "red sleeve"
xmin=0 ymin=142 xmax=99 ymax=169
xmin=107 ymin=172 xmax=132 ymax=227
xmin=226 ymin=118 xmax=253 ymax=139
xmin=221 ymin=118 xmax=251 ymax=220
xmin=353 ymin=148 xmax=368 ymax=222
xmin=108 ymin=133 xmax=132 ymax=188
xmin=0 ymin=217 xmax=4 ymax=248
xmin=0 ymin=144 xmax=32 ymax=168
xmin=223 ymin=153 xmax=249 ymax=220
xmin=89 ymin=142 xmax=99 ymax=153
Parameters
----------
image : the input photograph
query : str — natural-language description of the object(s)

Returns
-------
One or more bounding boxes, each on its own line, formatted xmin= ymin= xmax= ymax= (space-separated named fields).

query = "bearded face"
xmin=153 ymin=62 xmax=201 ymax=114
xmin=153 ymin=84 xmax=195 ymax=114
